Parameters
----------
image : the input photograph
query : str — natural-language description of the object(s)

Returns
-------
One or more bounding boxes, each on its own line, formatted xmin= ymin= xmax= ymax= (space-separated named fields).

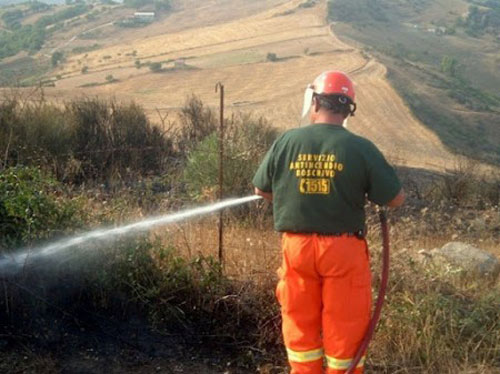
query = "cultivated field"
xmin=40 ymin=0 xmax=456 ymax=171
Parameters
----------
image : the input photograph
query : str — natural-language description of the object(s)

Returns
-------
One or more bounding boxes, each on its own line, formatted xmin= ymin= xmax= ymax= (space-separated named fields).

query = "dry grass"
xmin=157 ymin=213 xmax=281 ymax=280
xmin=151 ymin=199 xmax=500 ymax=373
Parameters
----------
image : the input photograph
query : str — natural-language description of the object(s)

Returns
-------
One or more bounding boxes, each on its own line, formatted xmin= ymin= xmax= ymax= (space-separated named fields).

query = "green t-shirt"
xmin=252 ymin=124 xmax=401 ymax=234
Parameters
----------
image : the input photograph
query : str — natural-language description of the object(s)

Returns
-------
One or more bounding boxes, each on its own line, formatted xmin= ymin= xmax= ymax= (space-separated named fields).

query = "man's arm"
xmin=254 ymin=187 xmax=273 ymax=201
xmin=386 ymin=189 xmax=405 ymax=208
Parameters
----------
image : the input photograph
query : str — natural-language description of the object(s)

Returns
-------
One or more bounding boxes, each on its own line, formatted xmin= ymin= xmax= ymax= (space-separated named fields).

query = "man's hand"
xmin=254 ymin=187 xmax=273 ymax=201
xmin=386 ymin=189 xmax=405 ymax=208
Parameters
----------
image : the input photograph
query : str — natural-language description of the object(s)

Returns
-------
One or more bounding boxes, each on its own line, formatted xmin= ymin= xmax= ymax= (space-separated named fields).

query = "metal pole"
xmin=215 ymin=82 xmax=225 ymax=268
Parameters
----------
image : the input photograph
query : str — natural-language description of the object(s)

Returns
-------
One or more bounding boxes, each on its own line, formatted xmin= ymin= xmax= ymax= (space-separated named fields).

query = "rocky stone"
xmin=429 ymin=242 xmax=500 ymax=281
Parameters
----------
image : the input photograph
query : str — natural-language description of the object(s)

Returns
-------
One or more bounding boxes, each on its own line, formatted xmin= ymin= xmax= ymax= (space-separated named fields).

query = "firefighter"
xmin=252 ymin=71 xmax=405 ymax=374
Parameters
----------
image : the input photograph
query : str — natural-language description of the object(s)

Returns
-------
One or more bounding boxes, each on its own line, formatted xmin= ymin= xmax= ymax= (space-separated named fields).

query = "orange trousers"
xmin=276 ymin=233 xmax=372 ymax=374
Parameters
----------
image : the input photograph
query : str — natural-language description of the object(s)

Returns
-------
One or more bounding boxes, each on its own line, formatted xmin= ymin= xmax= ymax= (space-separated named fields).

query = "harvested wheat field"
xmin=42 ymin=0 xmax=456 ymax=171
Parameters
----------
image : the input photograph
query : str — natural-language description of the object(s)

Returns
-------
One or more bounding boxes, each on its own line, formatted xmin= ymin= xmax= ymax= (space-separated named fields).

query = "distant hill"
xmin=328 ymin=0 xmax=500 ymax=165
xmin=0 ymin=0 xmax=65 ymax=5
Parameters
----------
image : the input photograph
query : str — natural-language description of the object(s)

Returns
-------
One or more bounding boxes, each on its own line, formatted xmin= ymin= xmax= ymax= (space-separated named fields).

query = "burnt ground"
xmin=0 ymin=311 xmax=268 ymax=374
xmin=0 ymin=264 xmax=281 ymax=374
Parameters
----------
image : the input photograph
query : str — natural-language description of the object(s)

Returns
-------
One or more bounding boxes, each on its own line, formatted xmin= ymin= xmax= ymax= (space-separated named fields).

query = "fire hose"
xmin=346 ymin=209 xmax=390 ymax=374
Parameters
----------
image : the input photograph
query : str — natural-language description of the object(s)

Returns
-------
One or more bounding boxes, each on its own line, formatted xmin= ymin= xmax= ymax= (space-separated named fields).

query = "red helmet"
xmin=312 ymin=70 xmax=355 ymax=102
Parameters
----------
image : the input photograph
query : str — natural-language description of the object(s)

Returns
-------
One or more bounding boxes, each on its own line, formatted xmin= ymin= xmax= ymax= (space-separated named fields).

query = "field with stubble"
xmin=38 ymin=0 xmax=456 ymax=171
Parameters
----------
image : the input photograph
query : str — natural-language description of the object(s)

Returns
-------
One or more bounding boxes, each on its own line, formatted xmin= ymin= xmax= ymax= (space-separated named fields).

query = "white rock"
xmin=430 ymin=242 xmax=500 ymax=281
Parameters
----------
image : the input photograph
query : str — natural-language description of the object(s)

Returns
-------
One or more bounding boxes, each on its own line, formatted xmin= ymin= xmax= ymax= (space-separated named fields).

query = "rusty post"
xmin=215 ymin=82 xmax=225 ymax=268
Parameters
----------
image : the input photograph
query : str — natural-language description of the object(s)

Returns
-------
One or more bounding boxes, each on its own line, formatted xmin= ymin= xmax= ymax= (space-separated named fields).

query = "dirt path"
xmin=47 ymin=21 xmax=115 ymax=57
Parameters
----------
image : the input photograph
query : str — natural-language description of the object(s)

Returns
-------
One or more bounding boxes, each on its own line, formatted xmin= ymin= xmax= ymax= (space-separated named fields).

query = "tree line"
xmin=0 ymin=3 xmax=89 ymax=60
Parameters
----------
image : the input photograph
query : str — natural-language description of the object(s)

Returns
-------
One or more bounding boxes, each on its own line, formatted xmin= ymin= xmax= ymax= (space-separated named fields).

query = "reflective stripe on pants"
xmin=287 ymin=347 xmax=324 ymax=363
xmin=326 ymin=355 xmax=366 ymax=371
xmin=277 ymin=233 xmax=372 ymax=374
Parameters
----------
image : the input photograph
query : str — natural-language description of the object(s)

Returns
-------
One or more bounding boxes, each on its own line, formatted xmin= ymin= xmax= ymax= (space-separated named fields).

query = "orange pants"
xmin=276 ymin=233 xmax=372 ymax=374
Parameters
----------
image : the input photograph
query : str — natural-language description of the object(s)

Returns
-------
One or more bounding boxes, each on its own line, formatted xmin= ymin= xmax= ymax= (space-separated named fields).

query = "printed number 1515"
xmin=299 ymin=178 xmax=330 ymax=194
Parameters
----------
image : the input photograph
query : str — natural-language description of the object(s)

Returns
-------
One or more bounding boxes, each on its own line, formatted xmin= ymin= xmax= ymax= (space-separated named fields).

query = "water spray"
xmin=0 ymin=195 xmax=262 ymax=276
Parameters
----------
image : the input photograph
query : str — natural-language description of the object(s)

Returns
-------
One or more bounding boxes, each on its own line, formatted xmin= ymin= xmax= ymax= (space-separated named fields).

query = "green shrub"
xmin=328 ymin=0 xmax=389 ymax=23
xmin=51 ymin=51 xmax=64 ymax=67
xmin=183 ymin=114 xmax=278 ymax=200
xmin=177 ymin=95 xmax=217 ymax=152
xmin=440 ymin=55 xmax=458 ymax=77
xmin=0 ymin=95 xmax=174 ymax=183
xmin=149 ymin=62 xmax=162 ymax=72
xmin=266 ymin=52 xmax=278 ymax=62
xmin=1 ymin=9 xmax=23 ymax=29
xmin=0 ymin=97 xmax=74 ymax=175
xmin=0 ymin=167 xmax=81 ymax=251
xmin=67 ymin=98 xmax=173 ymax=182
xmin=0 ymin=23 xmax=47 ymax=59
xmin=298 ymin=0 xmax=317 ymax=9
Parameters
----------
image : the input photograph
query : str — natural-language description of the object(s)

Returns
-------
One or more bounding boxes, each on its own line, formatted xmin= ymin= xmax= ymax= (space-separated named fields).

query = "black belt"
xmin=287 ymin=230 xmax=365 ymax=239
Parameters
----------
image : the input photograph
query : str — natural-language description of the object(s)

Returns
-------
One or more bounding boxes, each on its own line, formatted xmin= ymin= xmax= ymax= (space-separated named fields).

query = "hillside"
xmin=328 ymin=0 xmax=500 ymax=165
xmin=0 ymin=0 xmax=463 ymax=171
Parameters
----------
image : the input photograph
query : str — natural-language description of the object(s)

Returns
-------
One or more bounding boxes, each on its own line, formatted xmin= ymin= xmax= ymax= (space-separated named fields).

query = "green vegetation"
xmin=0 ymin=167 xmax=81 ymax=250
xmin=71 ymin=43 xmax=100 ymax=54
xmin=123 ymin=0 xmax=171 ymax=11
xmin=79 ymin=74 xmax=118 ymax=87
xmin=148 ymin=61 xmax=162 ymax=72
xmin=0 ymin=23 xmax=46 ymax=59
xmin=0 ymin=56 xmax=50 ymax=86
xmin=1 ymin=8 xmax=23 ymax=29
xmin=51 ymin=50 xmax=64 ymax=66
xmin=27 ymin=1 xmax=51 ymax=13
xmin=440 ymin=55 xmax=458 ymax=77
xmin=457 ymin=3 xmax=500 ymax=37
xmin=298 ymin=0 xmax=318 ymax=8
xmin=266 ymin=52 xmax=277 ymax=62
xmin=0 ymin=4 xmax=88 ymax=60
xmin=0 ymin=96 xmax=171 ymax=183
xmin=184 ymin=115 xmax=277 ymax=200
xmin=35 ymin=3 xmax=88 ymax=28
xmin=116 ymin=13 xmax=156 ymax=28
xmin=328 ymin=0 xmax=388 ymax=23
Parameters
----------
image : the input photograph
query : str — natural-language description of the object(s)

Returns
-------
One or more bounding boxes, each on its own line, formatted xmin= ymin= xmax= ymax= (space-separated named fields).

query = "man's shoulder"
xmin=280 ymin=127 xmax=304 ymax=138
xmin=275 ymin=126 xmax=380 ymax=152
xmin=271 ymin=127 xmax=303 ymax=146
xmin=345 ymin=131 xmax=377 ymax=149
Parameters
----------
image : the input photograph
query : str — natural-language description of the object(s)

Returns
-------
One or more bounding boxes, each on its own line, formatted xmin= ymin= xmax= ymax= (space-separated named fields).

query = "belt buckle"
xmin=354 ymin=230 xmax=365 ymax=239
